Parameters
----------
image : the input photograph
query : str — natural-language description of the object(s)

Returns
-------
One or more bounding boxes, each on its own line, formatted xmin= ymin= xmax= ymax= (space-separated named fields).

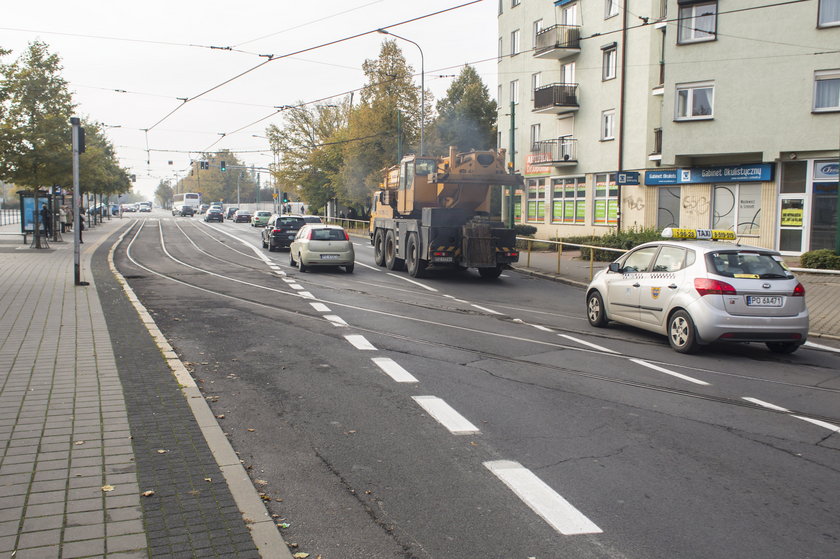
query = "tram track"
xmin=117 ymin=219 xmax=840 ymax=429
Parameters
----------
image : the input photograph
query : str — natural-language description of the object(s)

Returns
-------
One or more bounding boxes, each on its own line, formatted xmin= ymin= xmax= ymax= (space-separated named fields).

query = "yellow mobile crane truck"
xmin=369 ymin=146 xmax=523 ymax=279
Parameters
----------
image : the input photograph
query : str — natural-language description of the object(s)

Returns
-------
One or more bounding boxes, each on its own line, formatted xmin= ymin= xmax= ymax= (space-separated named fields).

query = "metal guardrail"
xmin=516 ymin=236 xmax=627 ymax=281
xmin=0 ymin=208 xmax=21 ymax=227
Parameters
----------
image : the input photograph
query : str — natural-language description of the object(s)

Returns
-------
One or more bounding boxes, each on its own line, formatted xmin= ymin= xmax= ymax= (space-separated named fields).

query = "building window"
xmin=605 ymin=0 xmax=619 ymax=19
xmin=533 ymin=19 xmax=543 ymax=48
xmin=593 ymin=173 xmax=618 ymax=225
xmin=819 ymin=0 xmax=840 ymax=26
xmin=510 ymin=80 xmax=520 ymax=105
xmin=675 ymin=82 xmax=714 ymax=120
xmin=530 ymin=124 xmax=541 ymax=151
xmin=512 ymin=0 xmax=521 ymax=7
xmin=713 ymin=184 xmax=762 ymax=235
xmin=511 ymin=29 xmax=521 ymax=56
xmin=602 ymin=45 xmax=617 ymax=80
xmin=551 ymin=177 xmax=586 ymax=224
xmin=497 ymin=84 xmax=502 ymax=104
xmin=498 ymin=0 xmax=503 ymax=15
xmin=526 ymin=179 xmax=546 ymax=223
xmin=814 ymin=70 xmax=840 ymax=111
xmin=498 ymin=37 xmax=503 ymax=62
xmin=678 ymin=1 xmax=717 ymax=43
xmin=497 ymin=131 xmax=502 ymax=149
xmin=601 ymin=110 xmax=615 ymax=140
xmin=531 ymin=72 xmax=541 ymax=100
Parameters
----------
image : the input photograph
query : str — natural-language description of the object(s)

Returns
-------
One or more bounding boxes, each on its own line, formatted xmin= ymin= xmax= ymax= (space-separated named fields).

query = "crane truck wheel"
xmin=478 ymin=265 xmax=503 ymax=279
xmin=373 ymin=229 xmax=386 ymax=267
xmin=406 ymin=234 xmax=427 ymax=278
xmin=384 ymin=230 xmax=404 ymax=271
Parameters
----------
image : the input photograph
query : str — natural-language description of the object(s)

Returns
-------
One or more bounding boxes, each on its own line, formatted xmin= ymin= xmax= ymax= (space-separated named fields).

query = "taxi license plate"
xmin=320 ymin=254 xmax=340 ymax=260
xmin=746 ymin=296 xmax=783 ymax=307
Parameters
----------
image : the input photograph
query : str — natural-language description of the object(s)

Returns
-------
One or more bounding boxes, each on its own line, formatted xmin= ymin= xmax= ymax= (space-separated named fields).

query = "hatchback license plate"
xmin=320 ymin=254 xmax=340 ymax=260
xmin=746 ymin=296 xmax=783 ymax=307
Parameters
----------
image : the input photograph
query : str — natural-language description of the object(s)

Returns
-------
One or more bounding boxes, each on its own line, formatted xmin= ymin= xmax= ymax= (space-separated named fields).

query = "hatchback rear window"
xmin=311 ymin=229 xmax=347 ymax=241
xmin=707 ymin=251 xmax=792 ymax=279
xmin=278 ymin=217 xmax=305 ymax=227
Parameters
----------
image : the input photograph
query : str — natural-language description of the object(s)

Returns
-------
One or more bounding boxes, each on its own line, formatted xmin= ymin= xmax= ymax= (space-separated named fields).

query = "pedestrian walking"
xmin=64 ymin=206 xmax=73 ymax=232
xmin=40 ymin=203 xmax=53 ymax=237
xmin=59 ymin=206 xmax=68 ymax=233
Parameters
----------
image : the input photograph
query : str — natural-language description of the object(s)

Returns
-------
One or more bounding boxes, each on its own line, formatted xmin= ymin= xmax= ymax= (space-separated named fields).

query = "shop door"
xmin=778 ymin=196 xmax=807 ymax=254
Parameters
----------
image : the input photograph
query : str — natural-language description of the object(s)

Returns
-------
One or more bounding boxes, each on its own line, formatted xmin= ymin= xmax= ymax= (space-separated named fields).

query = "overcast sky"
xmin=2 ymin=0 xmax=499 ymax=200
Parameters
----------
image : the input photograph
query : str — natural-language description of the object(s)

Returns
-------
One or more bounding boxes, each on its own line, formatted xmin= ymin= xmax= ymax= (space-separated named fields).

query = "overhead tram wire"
xmin=142 ymin=0 xmax=483 ymax=133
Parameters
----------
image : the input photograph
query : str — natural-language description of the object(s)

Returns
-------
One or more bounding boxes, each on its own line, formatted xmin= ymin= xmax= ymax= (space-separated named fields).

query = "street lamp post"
xmin=377 ymin=29 xmax=424 ymax=156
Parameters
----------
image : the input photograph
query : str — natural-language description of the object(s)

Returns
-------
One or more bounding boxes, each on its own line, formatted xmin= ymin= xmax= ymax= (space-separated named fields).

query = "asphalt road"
xmin=112 ymin=211 xmax=840 ymax=559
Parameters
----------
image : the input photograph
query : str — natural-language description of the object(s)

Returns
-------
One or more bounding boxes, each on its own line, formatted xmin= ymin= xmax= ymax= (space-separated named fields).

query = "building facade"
xmin=497 ymin=0 xmax=840 ymax=254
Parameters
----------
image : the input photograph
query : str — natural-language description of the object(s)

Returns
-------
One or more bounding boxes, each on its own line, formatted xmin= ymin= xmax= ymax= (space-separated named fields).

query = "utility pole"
xmin=71 ymin=117 xmax=86 ymax=285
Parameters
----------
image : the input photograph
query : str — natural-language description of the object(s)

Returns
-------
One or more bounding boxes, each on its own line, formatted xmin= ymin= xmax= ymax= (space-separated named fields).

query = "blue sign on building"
xmin=617 ymin=171 xmax=640 ymax=185
xmin=645 ymin=163 xmax=773 ymax=186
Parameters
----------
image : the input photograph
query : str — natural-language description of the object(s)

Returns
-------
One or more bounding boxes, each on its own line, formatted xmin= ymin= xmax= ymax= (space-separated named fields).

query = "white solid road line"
xmin=793 ymin=415 xmax=840 ymax=432
xmin=387 ymin=273 xmax=438 ymax=292
xmin=742 ymin=397 xmax=790 ymax=412
xmin=629 ymin=358 xmax=710 ymax=386
xmin=372 ymin=358 xmax=418 ymax=383
xmin=324 ymin=315 xmax=348 ymax=327
xmin=804 ymin=341 xmax=840 ymax=353
xmin=484 ymin=460 xmax=603 ymax=536
xmin=411 ymin=396 xmax=480 ymax=434
xmin=559 ymin=334 xmax=620 ymax=354
xmin=344 ymin=335 xmax=377 ymax=351
xmin=532 ymin=324 xmax=554 ymax=332
xmin=310 ymin=302 xmax=331 ymax=313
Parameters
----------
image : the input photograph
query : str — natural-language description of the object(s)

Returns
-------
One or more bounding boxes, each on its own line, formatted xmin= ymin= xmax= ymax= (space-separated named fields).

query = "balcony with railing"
xmin=533 ymin=83 xmax=579 ymax=114
xmin=534 ymin=25 xmax=581 ymax=60
xmin=530 ymin=138 xmax=578 ymax=167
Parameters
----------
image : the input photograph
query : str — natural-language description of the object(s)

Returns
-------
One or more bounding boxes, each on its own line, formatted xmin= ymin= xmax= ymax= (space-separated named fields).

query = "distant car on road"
xmin=585 ymin=228 xmax=809 ymax=354
xmin=289 ymin=224 xmax=355 ymax=273
xmin=204 ymin=207 xmax=224 ymax=222
xmin=251 ymin=211 xmax=271 ymax=227
xmin=225 ymin=207 xmax=239 ymax=219
xmin=301 ymin=215 xmax=323 ymax=224
xmin=198 ymin=204 xmax=210 ymax=214
xmin=173 ymin=204 xmax=195 ymax=217
xmin=232 ymin=210 xmax=252 ymax=223
xmin=261 ymin=214 xmax=306 ymax=251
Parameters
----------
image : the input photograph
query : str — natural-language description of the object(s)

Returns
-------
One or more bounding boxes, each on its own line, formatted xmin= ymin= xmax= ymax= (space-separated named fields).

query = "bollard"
xmin=526 ymin=239 xmax=533 ymax=268
xmin=556 ymin=242 xmax=563 ymax=275
xmin=589 ymin=249 xmax=595 ymax=281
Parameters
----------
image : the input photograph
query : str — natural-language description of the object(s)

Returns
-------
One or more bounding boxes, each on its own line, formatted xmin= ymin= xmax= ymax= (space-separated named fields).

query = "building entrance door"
xmin=778 ymin=196 xmax=806 ymax=253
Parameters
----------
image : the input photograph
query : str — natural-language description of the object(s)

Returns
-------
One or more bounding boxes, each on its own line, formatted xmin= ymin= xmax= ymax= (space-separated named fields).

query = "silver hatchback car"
xmin=585 ymin=228 xmax=809 ymax=354
xmin=289 ymin=224 xmax=355 ymax=273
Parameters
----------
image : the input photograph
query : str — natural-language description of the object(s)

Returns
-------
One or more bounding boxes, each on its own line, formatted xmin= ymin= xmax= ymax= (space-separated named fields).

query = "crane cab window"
xmin=400 ymin=162 xmax=414 ymax=190
xmin=415 ymin=159 xmax=435 ymax=176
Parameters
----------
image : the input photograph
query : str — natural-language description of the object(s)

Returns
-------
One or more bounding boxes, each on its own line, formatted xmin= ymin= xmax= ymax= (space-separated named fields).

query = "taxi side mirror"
xmin=608 ymin=262 xmax=622 ymax=273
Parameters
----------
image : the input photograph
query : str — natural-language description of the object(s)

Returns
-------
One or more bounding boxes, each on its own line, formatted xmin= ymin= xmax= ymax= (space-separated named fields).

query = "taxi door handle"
xmin=633 ymin=283 xmax=640 ymax=288
xmin=668 ymin=284 xmax=678 ymax=289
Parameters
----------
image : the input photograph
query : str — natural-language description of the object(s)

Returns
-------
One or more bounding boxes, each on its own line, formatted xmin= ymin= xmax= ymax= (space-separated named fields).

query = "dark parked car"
xmin=174 ymin=204 xmax=195 ymax=217
xmin=204 ymin=208 xmax=224 ymax=222
xmin=261 ymin=214 xmax=306 ymax=251
xmin=225 ymin=207 xmax=239 ymax=219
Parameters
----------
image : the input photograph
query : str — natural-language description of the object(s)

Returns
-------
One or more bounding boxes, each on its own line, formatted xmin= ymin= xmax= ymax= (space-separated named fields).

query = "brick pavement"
xmin=0 ymin=220 xmax=287 ymax=558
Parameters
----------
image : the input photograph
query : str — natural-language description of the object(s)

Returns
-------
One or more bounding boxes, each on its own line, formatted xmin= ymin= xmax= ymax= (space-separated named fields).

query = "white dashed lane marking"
xmin=559 ymin=334 xmax=621 ymax=354
xmin=411 ymin=396 xmax=480 ymax=434
xmin=324 ymin=315 xmax=348 ymax=327
xmin=484 ymin=460 xmax=603 ymax=536
xmin=371 ymin=358 xmax=418 ymax=383
xmin=742 ymin=397 xmax=790 ymax=412
xmin=344 ymin=335 xmax=377 ymax=351
xmin=310 ymin=302 xmax=331 ymax=313
xmin=629 ymin=358 xmax=710 ymax=386
xmin=793 ymin=415 xmax=840 ymax=433
xmin=471 ymin=304 xmax=502 ymax=315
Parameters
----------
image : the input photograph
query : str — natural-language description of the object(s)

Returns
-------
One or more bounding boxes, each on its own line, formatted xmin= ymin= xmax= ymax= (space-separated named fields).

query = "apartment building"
xmin=497 ymin=0 xmax=840 ymax=254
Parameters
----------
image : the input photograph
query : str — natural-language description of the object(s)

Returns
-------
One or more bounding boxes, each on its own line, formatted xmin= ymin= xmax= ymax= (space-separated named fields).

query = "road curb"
xmin=107 ymin=222 xmax=293 ymax=559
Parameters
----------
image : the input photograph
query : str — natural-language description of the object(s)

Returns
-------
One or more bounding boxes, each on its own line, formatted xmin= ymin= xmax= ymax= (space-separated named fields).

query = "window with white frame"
xmin=531 ymin=72 xmax=541 ymax=100
xmin=593 ymin=173 xmax=618 ymax=225
xmin=605 ymin=0 xmax=619 ymax=19
xmin=498 ymin=37 xmax=503 ymax=62
xmin=551 ymin=177 xmax=586 ymax=224
xmin=814 ymin=70 xmax=840 ymax=111
xmin=712 ymin=184 xmax=762 ymax=235
xmin=497 ymin=131 xmax=502 ymax=149
xmin=526 ymin=179 xmax=546 ymax=223
xmin=511 ymin=80 xmax=520 ymax=105
xmin=533 ymin=19 xmax=543 ymax=48
xmin=678 ymin=1 xmax=717 ymax=43
xmin=512 ymin=0 xmax=520 ymax=7
xmin=497 ymin=84 xmax=502 ymax=104
xmin=511 ymin=29 xmax=521 ymax=56
xmin=601 ymin=110 xmax=615 ymax=140
xmin=498 ymin=0 xmax=503 ymax=15
xmin=819 ymin=0 xmax=840 ymax=26
xmin=676 ymin=82 xmax=714 ymax=120
xmin=530 ymin=124 xmax=541 ymax=151
xmin=602 ymin=44 xmax=617 ymax=80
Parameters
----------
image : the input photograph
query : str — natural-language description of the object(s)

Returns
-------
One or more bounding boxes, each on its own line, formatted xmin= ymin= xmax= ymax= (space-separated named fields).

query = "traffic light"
xmin=220 ymin=161 xmax=226 ymax=172
xmin=199 ymin=160 xmax=208 ymax=170
xmin=282 ymin=192 xmax=289 ymax=203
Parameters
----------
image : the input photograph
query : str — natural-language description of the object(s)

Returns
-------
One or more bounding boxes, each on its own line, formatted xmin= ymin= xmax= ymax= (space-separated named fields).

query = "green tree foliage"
xmin=338 ymin=40 xmax=424 ymax=208
xmin=428 ymin=65 xmax=497 ymax=153
xmin=155 ymin=180 xmax=174 ymax=209
xmin=176 ymin=150 xmax=261 ymax=203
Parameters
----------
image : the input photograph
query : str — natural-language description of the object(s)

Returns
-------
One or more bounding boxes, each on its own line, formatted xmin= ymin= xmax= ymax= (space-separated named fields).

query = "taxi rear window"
xmin=707 ymin=251 xmax=791 ymax=279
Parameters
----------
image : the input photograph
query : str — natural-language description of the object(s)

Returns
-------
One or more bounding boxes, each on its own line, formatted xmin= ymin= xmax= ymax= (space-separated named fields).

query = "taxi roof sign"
xmin=661 ymin=228 xmax=737 ymax=241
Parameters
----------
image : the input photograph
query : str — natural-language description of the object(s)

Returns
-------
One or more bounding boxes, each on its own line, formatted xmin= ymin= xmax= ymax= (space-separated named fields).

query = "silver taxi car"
xmin=585 ymin=228 xmax=809 ymax=354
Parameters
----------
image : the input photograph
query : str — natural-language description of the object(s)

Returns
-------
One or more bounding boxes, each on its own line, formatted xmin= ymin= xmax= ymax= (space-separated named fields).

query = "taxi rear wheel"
xmin=586 ymin=291 xmax=608 ymax=327
xmin=669 ymin=310 xmax=699 ymax=354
